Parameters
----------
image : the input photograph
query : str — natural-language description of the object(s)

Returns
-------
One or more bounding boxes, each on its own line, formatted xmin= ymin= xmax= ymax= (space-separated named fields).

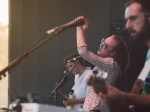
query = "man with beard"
xmin=94 ymin=0 xmax=150 ymax=112
xmin=125 ymin=0 xmax=150 ymax=97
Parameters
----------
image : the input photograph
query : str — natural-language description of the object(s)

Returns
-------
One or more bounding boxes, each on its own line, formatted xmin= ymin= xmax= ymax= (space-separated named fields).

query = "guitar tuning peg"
xmin=92 ymin=70 xmax=108 ymax=79
xmin=93 ymin=70 xmax=98 ymax=75
xmin=101 ymin=71 xmax=108 ymax=79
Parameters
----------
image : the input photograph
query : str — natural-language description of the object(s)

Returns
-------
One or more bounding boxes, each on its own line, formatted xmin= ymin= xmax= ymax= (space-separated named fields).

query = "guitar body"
xmin=86 ymin=74 xmax=107 ymax=94
xmin=66 ymin=94 xmax=74 ymax=109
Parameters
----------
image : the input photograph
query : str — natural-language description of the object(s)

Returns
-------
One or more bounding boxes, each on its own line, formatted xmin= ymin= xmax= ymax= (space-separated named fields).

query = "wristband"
xmin=77 ymin=27 xmax=83 ymax=30
xmin=122 ymin=92 xmax=128 ymax=102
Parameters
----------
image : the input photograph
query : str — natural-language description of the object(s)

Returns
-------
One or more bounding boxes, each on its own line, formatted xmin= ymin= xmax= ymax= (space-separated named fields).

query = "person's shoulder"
xmin=84 ymin=69 xmax=92 ymax=79
xmin=106 ymin=57 xmax=118 ymax=64
xmin=86 ymin=69 xmax=93 ymax=74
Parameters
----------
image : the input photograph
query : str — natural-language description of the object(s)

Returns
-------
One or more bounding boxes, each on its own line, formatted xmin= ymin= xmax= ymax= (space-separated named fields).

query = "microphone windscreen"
xmin=63 ymin=19 xmax=85 ymax=28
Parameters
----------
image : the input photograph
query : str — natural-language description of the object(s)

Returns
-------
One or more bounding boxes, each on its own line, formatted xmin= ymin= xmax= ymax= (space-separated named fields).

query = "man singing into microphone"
xmin=63 ymin=53 xmax=92 ymax=110
xmin=75 ymin=16 xmax=130 ymax=112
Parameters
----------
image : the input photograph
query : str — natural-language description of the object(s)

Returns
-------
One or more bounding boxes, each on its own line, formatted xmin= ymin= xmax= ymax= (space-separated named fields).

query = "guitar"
xmin=59 ymin=90 xmax=74 ymax=109
xmin=66 ymin=90 xmax=74 ymax=109
xmin=87 ymin=70 xmax=142 ymax=112
xmin=86 ymin=70 xmax=108 ymax=94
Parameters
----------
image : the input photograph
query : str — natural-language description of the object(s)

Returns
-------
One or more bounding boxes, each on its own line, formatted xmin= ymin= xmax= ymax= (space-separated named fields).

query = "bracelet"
xmin=122 ymin=92 xmax=128 ymax=102
xmin=77 ymin=27 xmax=83 ymax=30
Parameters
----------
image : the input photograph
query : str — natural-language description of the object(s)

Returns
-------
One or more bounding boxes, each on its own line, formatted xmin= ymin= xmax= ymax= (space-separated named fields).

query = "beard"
xmin=129 ymin=18 xmax=150 ymax=43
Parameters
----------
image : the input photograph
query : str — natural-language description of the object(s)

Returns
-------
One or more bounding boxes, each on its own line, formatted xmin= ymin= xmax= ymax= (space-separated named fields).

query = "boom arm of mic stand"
xmin=0 ymin=19 xmax=80 ymax=79
xmin=0 ymin=52 xmax=28 ymax=79
xmin=0 ymin=27 xmax=65 ymax=80
xmin=48 ymin=60 xmax=79 ymax=100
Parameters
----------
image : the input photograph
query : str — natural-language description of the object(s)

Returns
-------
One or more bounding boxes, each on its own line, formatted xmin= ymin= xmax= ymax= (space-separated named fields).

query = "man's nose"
xmin=126 ymin=20 xmax=132 ymax=30
xmin=99 ymin=43 xmax=103 ymax=49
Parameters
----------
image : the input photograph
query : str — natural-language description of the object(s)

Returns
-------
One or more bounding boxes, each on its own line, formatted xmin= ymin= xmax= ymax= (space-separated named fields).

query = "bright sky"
xmin=0 ymin=0 xmax=8 ymax=107
xmin=0 ymin=0 xmax=8 ymax=25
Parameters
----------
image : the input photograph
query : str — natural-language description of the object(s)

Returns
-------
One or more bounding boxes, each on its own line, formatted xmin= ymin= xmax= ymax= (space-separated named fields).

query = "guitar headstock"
xmin=86 ymin=70 xmax=107 ymax=94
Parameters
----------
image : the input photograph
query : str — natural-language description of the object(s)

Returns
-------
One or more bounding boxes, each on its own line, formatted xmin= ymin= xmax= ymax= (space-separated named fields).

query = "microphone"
xmin=63 ymin=69 xmax=69 ymax=74
xmin=46 ymin=19 xmax=85 ymax=35
xmin=62 ymin=18 xmax=85 ymax=29
xmin=67 ymin=56 xmax=81 ymax=63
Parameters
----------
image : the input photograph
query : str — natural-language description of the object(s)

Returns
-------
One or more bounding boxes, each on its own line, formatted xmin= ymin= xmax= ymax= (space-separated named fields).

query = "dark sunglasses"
xmin=101 ymin=38 xmax=113 ymax=50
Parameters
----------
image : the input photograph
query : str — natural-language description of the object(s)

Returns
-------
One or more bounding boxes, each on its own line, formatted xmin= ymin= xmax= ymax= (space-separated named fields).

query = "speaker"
xmin=110 ymin=20 xmax=148 ymax=52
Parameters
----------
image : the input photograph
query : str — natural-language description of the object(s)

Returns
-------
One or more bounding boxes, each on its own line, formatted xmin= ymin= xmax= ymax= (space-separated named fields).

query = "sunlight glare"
xmin=0 ymin=0 xmax=8 ymax=25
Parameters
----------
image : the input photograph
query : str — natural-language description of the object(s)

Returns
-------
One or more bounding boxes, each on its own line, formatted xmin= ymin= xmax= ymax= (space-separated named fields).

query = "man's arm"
xmin=99 ymin=85 xmax=150 ymax=111
xmin=112 ymin=102 xmax=131 ymax=112
xmin=125 ymin=93 xmax=150 ymax=111
xmin=73 ymin=97 xmax=85 ymax=104
xmin=63 ymin=97 xmax=85 ymax=106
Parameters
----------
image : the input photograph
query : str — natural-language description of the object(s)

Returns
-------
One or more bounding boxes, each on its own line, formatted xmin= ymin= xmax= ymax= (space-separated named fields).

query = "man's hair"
xmin=63 ymin=53 xmax=84 ymax=66
xmin=111 ymin=35 xmax=130 ymax=75
xmin=125 ymin=0 xmax=150 ymax=13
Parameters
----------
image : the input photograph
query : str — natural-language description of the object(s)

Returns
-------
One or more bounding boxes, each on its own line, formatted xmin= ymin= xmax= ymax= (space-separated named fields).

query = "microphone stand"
xmin=0 ymin=26 xmax=67 ymax=79
xmin=48 ymin=60 xmax=79 ymax=106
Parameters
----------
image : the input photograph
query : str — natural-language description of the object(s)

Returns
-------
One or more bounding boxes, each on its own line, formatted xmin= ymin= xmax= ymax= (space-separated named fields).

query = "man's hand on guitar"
xmin=86 ymin=70 xmax=125 ymax=103
xmin=63 ymin=95 xmax=75 ymax=106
